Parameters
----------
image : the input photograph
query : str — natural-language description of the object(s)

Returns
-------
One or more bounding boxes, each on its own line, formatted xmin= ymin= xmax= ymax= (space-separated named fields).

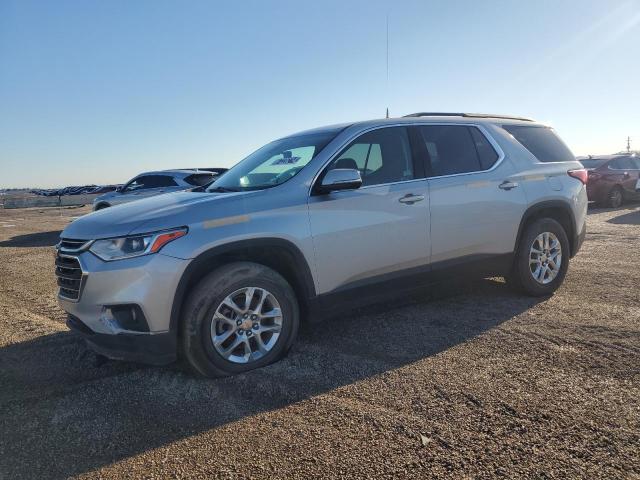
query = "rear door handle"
xmin=398 ymin=194 xmax=425 ymax=205
xmin=498 ymin=181 xmax=519 ymax=191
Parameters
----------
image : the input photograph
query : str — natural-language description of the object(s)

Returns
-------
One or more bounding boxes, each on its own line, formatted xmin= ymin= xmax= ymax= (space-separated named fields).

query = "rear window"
xmin=503 ymin=125 xmax=575 ymax=163
xmin=184 ymin=173 xmax=215 ymax=186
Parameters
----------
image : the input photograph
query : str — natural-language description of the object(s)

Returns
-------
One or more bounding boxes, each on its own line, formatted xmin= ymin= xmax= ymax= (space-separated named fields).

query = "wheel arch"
xmin=169 ymin=238 xmax=316 ymax=335
xmin=515 ymin=200 xmax=577 ymax=257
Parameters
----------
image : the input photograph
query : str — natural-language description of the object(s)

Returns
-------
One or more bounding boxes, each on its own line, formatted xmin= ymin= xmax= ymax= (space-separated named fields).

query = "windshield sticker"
xmin=272 ymin=151 xmax=301 ymax=165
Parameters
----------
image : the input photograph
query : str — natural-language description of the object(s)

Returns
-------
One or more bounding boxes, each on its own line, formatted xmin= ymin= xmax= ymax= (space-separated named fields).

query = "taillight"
xmin=568 ymin=168 xmax=588 ymax=185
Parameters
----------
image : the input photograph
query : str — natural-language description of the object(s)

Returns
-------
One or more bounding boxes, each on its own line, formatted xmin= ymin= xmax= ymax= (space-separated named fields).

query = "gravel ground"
xmin=0 ymin=204 xmax=639 ymax=479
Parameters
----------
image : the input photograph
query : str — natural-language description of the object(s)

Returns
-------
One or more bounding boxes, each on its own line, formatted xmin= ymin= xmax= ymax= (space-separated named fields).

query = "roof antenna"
xmin=385 ymin=11 xmax=389 ymax=118
xmin=627 ymin=136 xmax=632 ymax=153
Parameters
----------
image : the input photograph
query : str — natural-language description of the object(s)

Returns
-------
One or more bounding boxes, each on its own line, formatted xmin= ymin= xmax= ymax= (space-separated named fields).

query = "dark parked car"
xmin=580 ymin=155 xmax=640 ymax=208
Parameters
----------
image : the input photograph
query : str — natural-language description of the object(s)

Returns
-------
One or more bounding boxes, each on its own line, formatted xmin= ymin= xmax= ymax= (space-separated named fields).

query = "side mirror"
xmin=318 ymin=168 xmax=362 ymax=193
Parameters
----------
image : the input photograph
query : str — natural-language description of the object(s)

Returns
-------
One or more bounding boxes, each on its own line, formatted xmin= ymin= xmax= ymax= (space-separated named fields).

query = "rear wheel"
xmin=181 ymin=262 xmax=299 ymax=377
xmin=606 ymin=186 xmax=624 ymax=208
xmin=507 ymin=218 xmax=570 ymax=297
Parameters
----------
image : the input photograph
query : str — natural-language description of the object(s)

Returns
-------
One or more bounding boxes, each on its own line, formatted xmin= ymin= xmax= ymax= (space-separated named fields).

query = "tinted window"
xmin=609 ymin=157 xmax=635 ymax=170
xmin=329 ymin=127 xmax=413 ymax=186
xmin=184 ymin=173 xmax=215 ymax=186
xmin=144 ymin=175 xmax=178 ymax=188
xmin=503 ymin=125 xmax=574 ymax=163
xmin=632 ymin=158 xmax=640 ymax=169
xmin=579 ymin=159 xmax=607 ymax=169
xmin=416 ymin=125 xmax=484 ymax=176
xmin=124 ymin=175 xmax=178 ymax=191
xmin=469 ymin=127 xmax=499 ymax=170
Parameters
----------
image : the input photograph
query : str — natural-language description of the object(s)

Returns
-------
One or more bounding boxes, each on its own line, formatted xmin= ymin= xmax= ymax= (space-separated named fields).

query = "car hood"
xmin=62 ymin=190 xmax=250 ymax=239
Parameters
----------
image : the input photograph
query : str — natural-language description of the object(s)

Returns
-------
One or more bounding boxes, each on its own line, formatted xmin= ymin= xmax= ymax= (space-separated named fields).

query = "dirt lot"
xmin=0 ymin=204 xmax=639 ymax=479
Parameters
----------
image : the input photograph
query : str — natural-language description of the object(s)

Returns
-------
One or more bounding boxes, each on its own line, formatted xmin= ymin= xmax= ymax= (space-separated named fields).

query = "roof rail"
xmin=403 ymin=112 xmax=534 ymax=122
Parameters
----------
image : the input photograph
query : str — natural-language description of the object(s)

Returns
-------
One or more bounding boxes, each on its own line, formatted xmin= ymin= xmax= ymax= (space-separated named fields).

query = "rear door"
xmin=307 ymin=126 xmax=431 ymax=297
xmin=415 ymin=124 xmax=528 ymax=271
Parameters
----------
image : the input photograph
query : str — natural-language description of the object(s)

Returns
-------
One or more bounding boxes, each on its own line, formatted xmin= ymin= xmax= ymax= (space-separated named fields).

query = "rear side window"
xmin=579 ymin=159 xmax=607 ymax=169
xmin=503 ymin=125 xmax=574 ymax=163
xmin=123 ymin=175 xmax=177 ymax=191
xmin=609 ymin=157 xmax=635 ymax=170
xmin=184 ymin=173 xmax=214 ymax=186
xmin=415 ymin=125 xmax=499 ymax=176
xmin=144 ymin=175 xmax=179 ymax=188
xmin=469 ymin=127 xmax=499 ymax=170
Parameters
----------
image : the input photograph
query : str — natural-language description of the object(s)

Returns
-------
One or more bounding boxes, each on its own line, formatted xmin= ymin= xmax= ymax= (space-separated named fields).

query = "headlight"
xmin=89 ymin=228 xmax=187 ymax=261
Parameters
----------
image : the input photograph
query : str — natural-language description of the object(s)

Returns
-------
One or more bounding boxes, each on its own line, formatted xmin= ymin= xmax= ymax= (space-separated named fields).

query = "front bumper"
xmin=67 ymin=315 xmax=176 ymax=365
xmin=57 ymin=250 xmax=190 ymax=364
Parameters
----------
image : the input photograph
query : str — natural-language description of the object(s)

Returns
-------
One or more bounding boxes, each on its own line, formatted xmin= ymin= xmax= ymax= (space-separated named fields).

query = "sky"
xmin=1 ymin=0 xmax=639 ymax=188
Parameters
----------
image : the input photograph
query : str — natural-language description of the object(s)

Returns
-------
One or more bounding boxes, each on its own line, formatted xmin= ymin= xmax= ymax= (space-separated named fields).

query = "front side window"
xmin=123 ymin=176 xmax=148 ymax=192
xmin=503 ymin=125 xmax=575 ymax=163
xmin=416 ymin=125 xmax=497 ymax=176
xmin=328 ymin=127 xmax=413 ymax=186
xmin=207 ymin=130 xmax=340 ymax=192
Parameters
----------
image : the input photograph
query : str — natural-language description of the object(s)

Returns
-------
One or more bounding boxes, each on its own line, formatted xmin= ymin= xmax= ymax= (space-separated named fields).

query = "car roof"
xmin=578 ymin=154 xmax=635 ymax=161
xmin=134 ymin=169 xmax=215 ymax=178
xmin=285 ymin=113 xmax=542 ymax=140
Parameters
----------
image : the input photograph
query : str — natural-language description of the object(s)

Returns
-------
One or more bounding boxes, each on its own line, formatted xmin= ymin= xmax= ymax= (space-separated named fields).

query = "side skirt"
xmin=313 ymin=253 xmax=513 ymax=317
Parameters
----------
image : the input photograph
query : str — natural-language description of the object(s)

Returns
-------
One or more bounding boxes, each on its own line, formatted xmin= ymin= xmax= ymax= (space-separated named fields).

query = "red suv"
xmin=580 ymin=155 xmax=640 ymax=208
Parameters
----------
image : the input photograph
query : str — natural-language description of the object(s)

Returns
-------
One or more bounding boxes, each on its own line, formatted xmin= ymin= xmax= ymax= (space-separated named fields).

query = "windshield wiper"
xmin=207 ymin=186 xmax=241 ymax=193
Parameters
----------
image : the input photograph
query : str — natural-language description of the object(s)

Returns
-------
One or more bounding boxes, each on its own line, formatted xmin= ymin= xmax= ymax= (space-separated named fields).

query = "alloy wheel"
xmin=210 ymin=287 xmax=283 ymax=364
xmin=529 ymin=232 xmax=562 ymax=285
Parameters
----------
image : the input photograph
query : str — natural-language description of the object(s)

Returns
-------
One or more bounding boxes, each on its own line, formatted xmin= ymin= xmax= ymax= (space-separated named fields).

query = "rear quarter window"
xmin=503 ymin=125 xmax=575 ymax=163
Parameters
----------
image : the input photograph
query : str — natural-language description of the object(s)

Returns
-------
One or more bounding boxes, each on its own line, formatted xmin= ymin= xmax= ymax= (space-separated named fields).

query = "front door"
xmin=307 ymin=126 xmax=431 ymax=297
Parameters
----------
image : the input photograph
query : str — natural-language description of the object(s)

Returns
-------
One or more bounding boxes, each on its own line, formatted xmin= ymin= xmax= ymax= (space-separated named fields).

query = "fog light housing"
xmin=99 ymin=304 xmax=149 ymax=333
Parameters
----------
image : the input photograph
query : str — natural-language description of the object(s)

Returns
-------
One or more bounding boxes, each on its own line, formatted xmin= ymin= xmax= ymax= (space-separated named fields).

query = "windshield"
xmin=579 ymin=159 xmax=607 ymax=169
xmin=207 ymin=130 xmax=340 ymax=192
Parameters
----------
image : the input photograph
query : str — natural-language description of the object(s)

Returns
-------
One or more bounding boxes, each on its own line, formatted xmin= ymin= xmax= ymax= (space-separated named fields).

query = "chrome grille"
xmin=57 ymin=238 xmax=91 ymax=252
xmin=55 ymin=244 xmax=86 ymax=301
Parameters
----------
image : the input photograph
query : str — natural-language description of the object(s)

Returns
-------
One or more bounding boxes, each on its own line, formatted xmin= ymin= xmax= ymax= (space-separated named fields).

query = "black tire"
xmin=180 ymin=261 xmax=299 ymax=377
xmin=507 ymin=218 xmax=570 ymax=297
xmin=606 ymin=186 xmax=624 ymax=208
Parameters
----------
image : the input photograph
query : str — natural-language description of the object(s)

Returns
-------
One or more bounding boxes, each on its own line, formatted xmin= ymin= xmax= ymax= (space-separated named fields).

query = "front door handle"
xmin=398 ymin=194 xmax=425 ymax=205
xmin=498 ymin=181 xmax=519 ymax=191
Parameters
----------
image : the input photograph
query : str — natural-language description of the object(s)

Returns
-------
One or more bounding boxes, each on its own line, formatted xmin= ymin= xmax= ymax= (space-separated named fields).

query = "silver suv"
xmin=56 ymin=113 xmax=588 ymax=377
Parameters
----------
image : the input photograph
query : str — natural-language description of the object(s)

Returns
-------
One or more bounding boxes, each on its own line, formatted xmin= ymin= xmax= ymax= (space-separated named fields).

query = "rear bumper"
xmin=67 ymin=315 xmax=176 ymax=365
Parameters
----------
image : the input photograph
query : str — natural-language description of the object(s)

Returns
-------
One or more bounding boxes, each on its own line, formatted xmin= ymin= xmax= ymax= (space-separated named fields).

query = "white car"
xmin=92 ymin=169 xmax=225 ymax=210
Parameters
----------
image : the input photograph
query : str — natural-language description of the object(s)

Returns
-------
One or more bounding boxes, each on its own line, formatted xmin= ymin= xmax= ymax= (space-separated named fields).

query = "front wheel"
xmin=181 ymin=262 xmax=299 ymax=377
xmin=507 ymin=218 xmax=570 ymax=297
